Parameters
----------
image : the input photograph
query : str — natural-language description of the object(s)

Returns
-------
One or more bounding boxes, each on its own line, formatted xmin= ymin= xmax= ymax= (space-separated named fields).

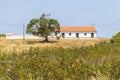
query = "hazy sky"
xmin=0 ymin=0 xmax=120 ymax=37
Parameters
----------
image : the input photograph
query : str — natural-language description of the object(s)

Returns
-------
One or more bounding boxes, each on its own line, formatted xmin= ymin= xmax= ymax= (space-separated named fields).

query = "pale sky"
xmin=0 ymin=0 xmax=120 ymax=37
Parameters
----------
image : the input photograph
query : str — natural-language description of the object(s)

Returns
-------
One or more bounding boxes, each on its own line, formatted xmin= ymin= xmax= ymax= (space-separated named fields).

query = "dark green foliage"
xmin=26 ymin=13 xmax=60 ymax=42
xmin=111 ymin=32 xmax=120 ymax=44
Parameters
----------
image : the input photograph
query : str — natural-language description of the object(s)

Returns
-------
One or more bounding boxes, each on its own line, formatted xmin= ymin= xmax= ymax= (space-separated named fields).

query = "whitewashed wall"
xmin=5 ymin=34 xmax=40 ymax=40
xmin=5 ymin=34 xmax=58 ymax=40
xmin=5 ymin=32 xmax=97 ymax=40
xmin=60 ymin=32 xmax=96 ymax=38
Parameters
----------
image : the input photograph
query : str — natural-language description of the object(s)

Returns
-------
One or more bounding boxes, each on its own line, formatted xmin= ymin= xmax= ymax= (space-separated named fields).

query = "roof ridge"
xmin=61 ymin=25 xmax=94 ymax=27
xmin=60 ymin=26 xmax=96 ymax=32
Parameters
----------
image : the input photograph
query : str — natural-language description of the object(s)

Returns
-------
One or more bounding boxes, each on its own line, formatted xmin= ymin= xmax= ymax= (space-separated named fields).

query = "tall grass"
xmin=0 ymin=41 xmax=120 ymax=80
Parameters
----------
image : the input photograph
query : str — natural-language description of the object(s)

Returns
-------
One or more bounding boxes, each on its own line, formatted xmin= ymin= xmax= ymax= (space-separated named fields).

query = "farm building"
xmin=5 ymin=26 xmax=97 ymax=40
xmin=60 ymin=26 xmax=97 ymax=38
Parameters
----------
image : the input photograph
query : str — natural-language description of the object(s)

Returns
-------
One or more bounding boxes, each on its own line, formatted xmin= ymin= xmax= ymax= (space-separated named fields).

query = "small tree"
xmin=26 ymin=13 xmax=60 ymax=42
xmin=112 ymin=32 xmax=120 ymax=43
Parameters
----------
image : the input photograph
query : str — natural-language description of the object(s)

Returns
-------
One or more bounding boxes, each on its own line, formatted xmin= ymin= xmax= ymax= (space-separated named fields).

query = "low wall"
xmin=6 ymin=35 xmax=40 ymax=40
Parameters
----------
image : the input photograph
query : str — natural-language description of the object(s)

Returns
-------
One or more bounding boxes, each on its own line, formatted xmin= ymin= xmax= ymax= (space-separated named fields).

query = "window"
xmin=84 ymin=33 xmax=87 ymax=36
xmin=69 ymin=33 xmax=71 ymax=36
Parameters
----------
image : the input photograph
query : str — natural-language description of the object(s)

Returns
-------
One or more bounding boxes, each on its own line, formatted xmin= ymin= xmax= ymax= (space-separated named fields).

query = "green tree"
xmin=26 ymin=13 xmax=60 ymax=42
xmin=111 ymin=32 xmax=120 ymax=43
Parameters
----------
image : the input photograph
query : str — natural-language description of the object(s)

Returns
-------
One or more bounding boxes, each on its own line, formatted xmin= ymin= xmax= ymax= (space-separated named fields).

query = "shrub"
xmin=56 ymin=36 xmax=60 ymax=40
xmin=112 ymin=32 xmax=120 ymax=43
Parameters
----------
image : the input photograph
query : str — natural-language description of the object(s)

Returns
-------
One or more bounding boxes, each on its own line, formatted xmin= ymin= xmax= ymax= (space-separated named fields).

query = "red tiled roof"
xmin=60 ymin=26 xmax=96 ymax=32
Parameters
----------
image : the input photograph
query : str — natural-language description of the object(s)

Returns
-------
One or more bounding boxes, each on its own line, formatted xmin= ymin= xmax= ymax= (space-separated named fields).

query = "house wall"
xmin=5 ymin=32 xmax=97 ymax=40
xmin=60 ymin=32 xmax=96 ymax=38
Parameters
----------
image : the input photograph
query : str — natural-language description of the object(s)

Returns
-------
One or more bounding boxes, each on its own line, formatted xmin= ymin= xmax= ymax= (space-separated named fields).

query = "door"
xmin=91 ymin=33 xmax=94 ymax=38
xmin=76 ymin=33 xmax=79 ymax=38
xmin=62 ymin=33 xmax=65 ymax=38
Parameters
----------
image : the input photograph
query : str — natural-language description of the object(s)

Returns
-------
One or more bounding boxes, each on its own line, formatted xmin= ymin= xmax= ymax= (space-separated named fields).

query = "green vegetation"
xmin=0 ymin=33 xmax=120 ymax=80
xmin=111 ymin=32 xmax=120 ymax=44
xmin=27 ymin=13 xmax=60 ymax=42
xmin=0 ymin=34 xmax=5 ymax=37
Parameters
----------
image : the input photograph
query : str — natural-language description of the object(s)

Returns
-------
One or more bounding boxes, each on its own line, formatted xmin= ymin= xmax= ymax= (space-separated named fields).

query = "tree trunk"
xmin=45 ymin=36 xmax=48 ymax=42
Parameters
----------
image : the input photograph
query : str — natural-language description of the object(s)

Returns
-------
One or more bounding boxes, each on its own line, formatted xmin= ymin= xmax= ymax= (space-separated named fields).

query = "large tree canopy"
xmin=26 ymin=13 xmax=60 ymax=42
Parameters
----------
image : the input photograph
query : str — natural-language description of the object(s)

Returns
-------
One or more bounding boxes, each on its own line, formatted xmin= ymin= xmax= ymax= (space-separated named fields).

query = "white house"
xmin=60 ymin=26 xmax=97 ymax=38
xmin=5 ymin=26 xmax=97 ymax=40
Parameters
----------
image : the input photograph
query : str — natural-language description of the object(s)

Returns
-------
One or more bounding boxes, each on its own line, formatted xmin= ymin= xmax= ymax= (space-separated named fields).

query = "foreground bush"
xmin=0 ymin=42 xmax=120 ymax=80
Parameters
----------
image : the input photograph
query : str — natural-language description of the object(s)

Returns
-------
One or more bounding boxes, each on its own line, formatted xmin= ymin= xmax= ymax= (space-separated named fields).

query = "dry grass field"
xmin=0 ymin=37 xmax=110 ymax=53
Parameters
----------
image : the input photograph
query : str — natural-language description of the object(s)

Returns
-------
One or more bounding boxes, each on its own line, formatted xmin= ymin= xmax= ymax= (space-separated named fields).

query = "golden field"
xmin=0 ymin=37 xmax=110 ymax=53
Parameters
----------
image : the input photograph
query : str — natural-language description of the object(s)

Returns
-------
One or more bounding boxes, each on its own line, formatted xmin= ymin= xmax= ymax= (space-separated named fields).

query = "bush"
xmin=0 ymin=34 xmax=5 ymax=37
xmin=112 ymin=32 xmax=120 ymax=43
xmin=56 ymin=36 xmax=60 ymax=40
